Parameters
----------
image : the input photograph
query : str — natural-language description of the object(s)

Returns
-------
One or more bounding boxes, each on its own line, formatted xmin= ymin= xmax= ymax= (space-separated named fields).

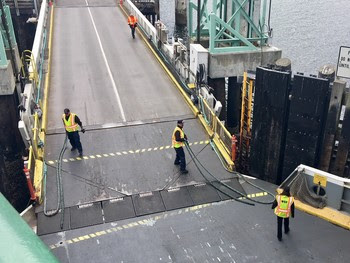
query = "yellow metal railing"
xmin=215 ymin=119 xmax=232 ymax=156
xmin=240 ymin=72 xmax=254 ymax=139
xmin=26 ymin=146 xmax=35 ymax=178
xmin=21 ymin=50 xmax=39 ymax=89
xmin=200 ymin=95 xmax=233 ymax=159
xmin=27 ymin=112 xmax=45 ymax=203
xmin=31 ymin=112 xmax=44 ymax=160
xmin=239 ymin=72 xmax=255 ymax=171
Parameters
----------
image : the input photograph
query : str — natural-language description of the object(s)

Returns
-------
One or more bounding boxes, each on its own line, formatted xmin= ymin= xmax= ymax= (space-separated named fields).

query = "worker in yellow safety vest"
xmin=127 ymin=14 xmax=138 ymax=39
xmin=272 ymin=187 xmax=295 ymax=241
xmin=172 ymin=120 xmax=188 ymax=174
xmin=62 ymin=108 xmax=85 ymax=157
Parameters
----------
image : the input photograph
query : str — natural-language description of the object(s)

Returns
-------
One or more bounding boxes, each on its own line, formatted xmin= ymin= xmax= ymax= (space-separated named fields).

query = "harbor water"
xmin=160 ymin=0 xmax=350 ymax=77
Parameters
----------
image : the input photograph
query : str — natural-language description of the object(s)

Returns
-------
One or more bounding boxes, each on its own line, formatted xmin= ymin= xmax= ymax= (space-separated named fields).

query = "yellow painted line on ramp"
xmin=47 ymin=140 xmax=210 ymax=163
xmin=48 ymin=190 xmax=269 ymax=250
xmin=49 ymin=203 xmax=211 ymax=250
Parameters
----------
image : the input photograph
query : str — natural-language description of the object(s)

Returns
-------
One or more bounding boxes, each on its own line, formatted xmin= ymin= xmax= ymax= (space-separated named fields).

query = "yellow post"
xmin=240 ymin=72 xmax=247 ymax=148
xmin=247 ymin=78 xmax=254 ymax=135
xmin=32 ymin=113 xmax=39 ymax=159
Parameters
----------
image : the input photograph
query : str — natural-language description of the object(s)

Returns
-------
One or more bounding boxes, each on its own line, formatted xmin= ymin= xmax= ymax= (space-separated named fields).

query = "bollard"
xmin=23 ymin=168 xmax=36 ymax=201
xmin=318 ymin=64 xmax=336 ymax=83
xmin=275 ymin=58 xmax=292 ymax=72
xmin=231 ymin=135 xmax=238 ymax=162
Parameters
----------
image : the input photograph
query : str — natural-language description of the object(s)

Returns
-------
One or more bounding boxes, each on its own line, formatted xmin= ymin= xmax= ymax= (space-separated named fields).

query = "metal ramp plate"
xmin=37 ymin=209 xmax=71 ymax=236
xmin=70 ymin=202 xmax=103 ymax=230
xmin=102 ymin=196 xmax=136 ymax=223
xmin=213 ymin=178 xmax=246 ymax=201
xmin=187 ymin=184 xmax=221 ymax=205
xmin=132 ymin=191 xmax=165 ymax=216
xmin=160 ymin=187 xmax=194 ymax=211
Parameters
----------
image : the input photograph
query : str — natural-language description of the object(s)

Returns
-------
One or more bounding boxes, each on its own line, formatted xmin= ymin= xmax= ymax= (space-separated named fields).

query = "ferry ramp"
xmin=38 ymin=1 xmax=350 ymax=262
xmin=40 ymin=0 xmax=235 ymax=227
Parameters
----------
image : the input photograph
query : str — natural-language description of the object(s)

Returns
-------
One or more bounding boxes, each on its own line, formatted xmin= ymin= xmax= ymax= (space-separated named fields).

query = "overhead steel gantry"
xmin=188 ymin=0 xmax=271 ymax=54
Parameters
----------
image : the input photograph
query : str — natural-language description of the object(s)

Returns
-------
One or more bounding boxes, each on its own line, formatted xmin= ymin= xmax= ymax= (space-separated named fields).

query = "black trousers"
xmin=130 ymin=26 xmax=136 ymax=38
xmin=277 ymin=216 xmax=289 ymax=239
xmin=67 ymin=131 xmax=83 ymax=153
xmin=174 ymin=147 xmax=186 ymax=171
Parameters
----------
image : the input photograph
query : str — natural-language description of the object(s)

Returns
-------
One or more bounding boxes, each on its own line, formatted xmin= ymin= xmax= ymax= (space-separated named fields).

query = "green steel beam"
xmin=212 ymin=0 xmax=217 ymax=16
xmin=216 ymin=37 xmax=264 ymax=43
xmin=248 ymin=0 xmax=254 ymax=38
xmin=216 ymin=0 xmax=262 ymax=41
xmin=0 ymin=194 xmax=59 ymax=262
xmin=0 ymin=30 xmax=7 ymax=67
xmin=234 ymin=1 xmax=240 ymax=32
xmin=209 ymin=13 xmax=256 ymax=53
xmin=261 ymin=0 xmax=267 ymax=31
xmin=188 ymin=0 xmax=268 ymax=54
xmin=0 ymin=5 xmax=17 ymax=48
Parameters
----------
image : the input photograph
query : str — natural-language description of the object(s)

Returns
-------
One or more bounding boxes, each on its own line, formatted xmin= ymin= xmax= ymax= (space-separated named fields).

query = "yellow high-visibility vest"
xmin=172 ymin=127 xmax=184 ymax=148
xmin=274 ymin=195 xmax=294 ymax=218
xmin=62 ymin=113 xmax=78 ymax=133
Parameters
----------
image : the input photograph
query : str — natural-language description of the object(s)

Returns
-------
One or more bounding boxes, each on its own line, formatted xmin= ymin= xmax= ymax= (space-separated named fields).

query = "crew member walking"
xmin=271 ymin=187 xmax=295 ymax=241
xmin=172 ymin=120 xmax=188 ymax=174
xmin=62 ymin=108 xmax=85 ymax=157
xmin=127 ymin=14 xmax=138 ymax=39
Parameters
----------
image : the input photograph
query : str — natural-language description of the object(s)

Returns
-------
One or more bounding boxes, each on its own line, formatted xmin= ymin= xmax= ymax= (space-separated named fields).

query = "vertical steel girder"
xmin=0 ymin=1 xmax=17 ymax=48
xmin=188 ymin=0 xmax=269 ymax=54
xmin=0 ymin=27 xmax=6 ymax=67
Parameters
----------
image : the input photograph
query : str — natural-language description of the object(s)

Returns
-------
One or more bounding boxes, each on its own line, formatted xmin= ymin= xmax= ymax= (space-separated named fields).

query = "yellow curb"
xmin=295 ymin=200 xmax=350 ymax=230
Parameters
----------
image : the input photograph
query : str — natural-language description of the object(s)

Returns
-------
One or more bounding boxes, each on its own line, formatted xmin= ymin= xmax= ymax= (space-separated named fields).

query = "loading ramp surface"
xmin=38 ymin=1 xmax=350 ymax=262
xmin=40 ymin=0 xmax=237 ymax=235
xmin=41 ymin=179 xmax=350 ymax=263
